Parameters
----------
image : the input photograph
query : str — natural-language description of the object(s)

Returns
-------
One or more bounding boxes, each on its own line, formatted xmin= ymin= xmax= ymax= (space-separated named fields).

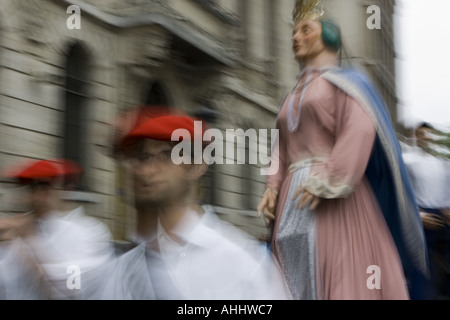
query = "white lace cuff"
xmin=303 ymin=175 xmax=353 ymax=199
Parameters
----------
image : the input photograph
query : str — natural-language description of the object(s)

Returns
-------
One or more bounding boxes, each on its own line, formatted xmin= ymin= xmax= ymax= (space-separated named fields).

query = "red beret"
xmin=120 ymin=115 xmax=208 ymax=153
xmin=110 ymin=105 xmax=187 ymax=158
xmin=4 ymin=158 xmax=83 ymax=185
xmin=5 ymin=160 xmax=64 ymax=185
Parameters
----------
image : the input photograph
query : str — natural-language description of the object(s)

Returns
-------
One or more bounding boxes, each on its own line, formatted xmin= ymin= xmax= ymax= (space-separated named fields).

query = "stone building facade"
xmin=324 ymin=0 xmax=398 ymax=126
xmin=0 ymin=0 xmax=397 ymax=241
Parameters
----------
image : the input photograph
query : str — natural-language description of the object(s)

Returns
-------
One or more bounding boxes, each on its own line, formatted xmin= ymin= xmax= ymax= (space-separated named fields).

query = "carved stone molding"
xmin=14 ymin=0 xmax=47 ymax=44
xmin=83 ymin=0 xmax=168 ymax=17
xmin=138 ymin=27 xmax=172 ymax=68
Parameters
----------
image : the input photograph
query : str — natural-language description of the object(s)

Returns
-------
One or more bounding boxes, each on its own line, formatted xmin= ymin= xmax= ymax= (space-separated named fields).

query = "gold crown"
xmin=292 ymin=0 xmax=328 ymax=22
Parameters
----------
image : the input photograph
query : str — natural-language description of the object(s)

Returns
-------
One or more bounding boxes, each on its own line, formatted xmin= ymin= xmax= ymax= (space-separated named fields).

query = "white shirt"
xmin=403 ymin=147 xmax=450 ymax=209
xmin=23 ymin=207 xmax=114 ymax=299
xmin=0 ymin=239 xmax=46 ymax=300
xmin=155 ymin=207 xmax=291 ymax=300
xmin=98 ymin=206 xmax=291 ymax=300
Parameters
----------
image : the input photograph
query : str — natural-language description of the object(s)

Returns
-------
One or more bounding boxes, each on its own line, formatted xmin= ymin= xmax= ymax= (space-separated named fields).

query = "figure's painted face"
xmin=292 ymin=19 xmax=326 ymax=62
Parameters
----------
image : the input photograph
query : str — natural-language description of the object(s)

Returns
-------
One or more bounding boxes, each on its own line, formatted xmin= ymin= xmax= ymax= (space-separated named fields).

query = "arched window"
xmin=63 ymin=42 xmax=90 ymax=190
xmin=144 ymin=81 xmax=170 ymax=106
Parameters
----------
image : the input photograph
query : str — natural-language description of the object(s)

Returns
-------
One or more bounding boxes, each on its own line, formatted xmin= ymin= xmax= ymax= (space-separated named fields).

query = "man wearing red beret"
xmin=0 ymin=159 xmax=114 ymax=300
xmin=97 ymin=112 xmax=291 ymax=300
xmin=0 ymin=159 xmax=68 ymax=242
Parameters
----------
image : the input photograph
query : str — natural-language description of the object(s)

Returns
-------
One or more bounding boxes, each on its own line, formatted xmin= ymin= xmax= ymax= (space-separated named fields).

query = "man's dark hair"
xmin=416 ymin=122 xmax=434 ymax=131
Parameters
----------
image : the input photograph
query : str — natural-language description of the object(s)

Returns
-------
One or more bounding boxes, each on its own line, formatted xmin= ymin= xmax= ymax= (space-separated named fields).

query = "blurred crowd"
xmin=1 ymin=104 xmax=448 ymax=301
xmin=0 ymin=0 xmax=449 ymax=301
xmin=0 ymin=107 xmax=292 ymax=300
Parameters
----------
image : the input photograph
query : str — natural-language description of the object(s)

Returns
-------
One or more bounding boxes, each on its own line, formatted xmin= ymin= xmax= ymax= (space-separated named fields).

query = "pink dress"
xmin=267 ymin=67 xmax=409 ymax=300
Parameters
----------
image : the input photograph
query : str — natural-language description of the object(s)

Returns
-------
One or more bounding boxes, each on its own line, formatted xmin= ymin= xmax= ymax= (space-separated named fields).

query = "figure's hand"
xmin=293 ymin=186 xmax=321 ymax=211
xmin=257 ymin=189 xmax=279 ymax=228
xmin=420 ymin=211 xmax=445 ymax=230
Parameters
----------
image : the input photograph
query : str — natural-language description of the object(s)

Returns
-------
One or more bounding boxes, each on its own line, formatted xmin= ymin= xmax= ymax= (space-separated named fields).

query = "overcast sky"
xmin=394 ymin=0 xmax=450 ymax=130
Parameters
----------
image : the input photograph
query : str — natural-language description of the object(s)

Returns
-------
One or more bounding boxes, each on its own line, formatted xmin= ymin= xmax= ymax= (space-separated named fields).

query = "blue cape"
xmin=322 ymin=68 xmax=429 ymax=281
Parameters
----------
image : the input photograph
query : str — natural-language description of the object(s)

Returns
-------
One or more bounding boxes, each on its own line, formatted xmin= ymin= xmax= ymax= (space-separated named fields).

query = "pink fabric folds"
xmin=267 ymin=69 xmax=410 ymax=300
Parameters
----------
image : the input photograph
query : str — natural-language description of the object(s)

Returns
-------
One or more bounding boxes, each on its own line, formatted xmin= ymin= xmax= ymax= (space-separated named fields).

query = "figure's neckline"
xmin=297 ymin=65 xmax=339 ymax=80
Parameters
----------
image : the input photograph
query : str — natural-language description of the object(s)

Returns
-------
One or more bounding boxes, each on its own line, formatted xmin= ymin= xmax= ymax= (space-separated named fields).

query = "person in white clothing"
xmin=403 ymin=122 xmax=450 ymax=299
xmin=98 ymin=111 xmax=291 ymax=300
xmin=0 ymin=159 xmax=114 ymax=300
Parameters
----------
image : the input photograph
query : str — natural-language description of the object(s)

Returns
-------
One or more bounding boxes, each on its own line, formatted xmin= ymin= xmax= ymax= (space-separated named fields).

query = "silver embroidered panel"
xmin=275 ymin=166 xmax=317 ymax=300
